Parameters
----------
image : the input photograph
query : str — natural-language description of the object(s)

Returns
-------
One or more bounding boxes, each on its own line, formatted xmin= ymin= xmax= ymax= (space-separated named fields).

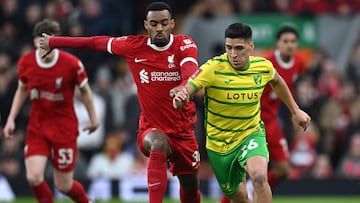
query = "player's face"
xmin=225 ymin=37 xmax=254 ymax=70
xmin=276 ymin=32 xmax=298 ymax=57
xmin=144 ymin=10 xmax=174 ymax=47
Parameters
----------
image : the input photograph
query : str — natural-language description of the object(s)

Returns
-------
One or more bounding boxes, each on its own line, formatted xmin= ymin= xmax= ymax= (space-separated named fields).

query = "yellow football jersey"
xmin=188 ymin=53 xmax=276 ymax=153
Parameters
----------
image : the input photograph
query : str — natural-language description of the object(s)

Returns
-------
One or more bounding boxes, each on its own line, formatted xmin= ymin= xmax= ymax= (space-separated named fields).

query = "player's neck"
xmin=279 ymin=53 xmax=292 ymax=63
xmin=39 ymin=50 xmax=55 ymax=63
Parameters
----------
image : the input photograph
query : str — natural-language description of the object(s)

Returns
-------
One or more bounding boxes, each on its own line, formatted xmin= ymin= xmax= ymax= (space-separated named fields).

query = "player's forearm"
xmin=272 ymin=79 xmax=299 ymax=114
xmin=49 ymin=36 xmax=111 ymax=52
xmin=7 ymin=85 xmax=28 ymax=121
xmin=80 ymin=85 xmax=98 ymax=124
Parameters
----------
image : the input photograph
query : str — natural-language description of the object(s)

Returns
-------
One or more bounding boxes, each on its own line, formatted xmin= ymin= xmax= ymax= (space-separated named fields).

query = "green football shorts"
xmin=207 ymin=131 xmax=269 ymax=196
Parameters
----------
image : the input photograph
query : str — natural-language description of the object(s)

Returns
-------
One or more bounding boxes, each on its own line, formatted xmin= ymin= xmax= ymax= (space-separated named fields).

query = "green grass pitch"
xmin=12 ymin=196 xmax=360 ymax=203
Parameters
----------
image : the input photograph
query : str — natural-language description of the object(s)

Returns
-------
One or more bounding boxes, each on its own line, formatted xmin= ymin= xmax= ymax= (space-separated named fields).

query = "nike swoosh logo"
xmin=135 ymin=58 xmax=147 ymax=63
xmin=148 ymin=182 xmax=161 ymax=187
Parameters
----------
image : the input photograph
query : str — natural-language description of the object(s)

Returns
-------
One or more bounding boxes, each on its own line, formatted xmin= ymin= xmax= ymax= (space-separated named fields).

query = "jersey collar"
xmin=147 ymin=34 xmax=174 ymax=51
xmin=35 ymin=48 xmax=59 ymax=68
xmin=275 ymin=50 xmax=294 ymax=69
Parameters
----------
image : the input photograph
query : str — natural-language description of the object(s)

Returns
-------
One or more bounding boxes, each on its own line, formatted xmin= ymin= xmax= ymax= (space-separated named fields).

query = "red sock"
xmin=220 ymin=194 xmax=231 ymax=203
xmin=268 ymin=170 xmax=280 ymax=188
xmin=180 ymin=187 xmax=200 ymax=203
xmin=148 ymin=151 xmax=167 ymax=203
xmin=66 ymin=180 xmax=89 ymax=203
xmin=30 ymin=181 xmax=54 ymax=203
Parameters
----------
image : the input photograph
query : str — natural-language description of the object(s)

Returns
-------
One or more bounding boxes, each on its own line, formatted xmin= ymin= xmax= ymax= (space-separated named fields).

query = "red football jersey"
xmin=108 ymin=34 xmax=198 ymax=134
xmin=18 ymin=49 xmax=88 ymax=143
xmin=261 ymin=50 xmax=305 ymax=122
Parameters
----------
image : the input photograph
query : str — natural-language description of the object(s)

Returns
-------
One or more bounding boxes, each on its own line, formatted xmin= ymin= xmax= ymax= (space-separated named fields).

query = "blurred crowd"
xmin=1 ymin=0 xmax=360 ymax=187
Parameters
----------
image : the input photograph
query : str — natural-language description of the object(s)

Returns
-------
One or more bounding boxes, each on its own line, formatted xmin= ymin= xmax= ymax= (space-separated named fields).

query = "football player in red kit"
xmin=3 ymin=19 xmax=98 ymax=203
xmin=39 ymin=2 xmax=201 ymax=203
xmin=220 ymin=25 xmax=306 ymax=202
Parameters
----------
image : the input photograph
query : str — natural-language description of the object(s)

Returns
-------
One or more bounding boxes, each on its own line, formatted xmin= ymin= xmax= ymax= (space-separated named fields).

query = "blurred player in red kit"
xmin=221 ymin=25 xmax=306 ymax=202
xmin=3 ymin=19 xmax=99 ymax=203
xmin=39 ymin=2 xmax=201 ymax=203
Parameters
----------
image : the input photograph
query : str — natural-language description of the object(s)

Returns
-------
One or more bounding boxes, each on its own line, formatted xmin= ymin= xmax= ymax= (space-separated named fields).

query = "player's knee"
xmin=149 ymin=137 xmax=169 ymax=153
xmin=26 ymin=172 xmax=44 ymax=186
xmin=54 ymin=179 xmax=72 ymax=193
xmin=249 ymin=171 xmax=267 ymax=187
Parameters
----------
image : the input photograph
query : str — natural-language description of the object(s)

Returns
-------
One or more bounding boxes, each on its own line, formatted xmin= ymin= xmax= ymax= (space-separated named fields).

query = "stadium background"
xmin=1 ymin=0 xmax=360 ymax=202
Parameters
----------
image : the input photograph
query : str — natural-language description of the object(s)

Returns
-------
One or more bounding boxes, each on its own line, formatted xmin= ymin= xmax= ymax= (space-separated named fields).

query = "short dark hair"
xmin=33 ymin=18 xmax=60 ymax=37
xmin=276 ymin=25 xmax=299 ymax=40
xmin=225 ymin=23 xmax=252 ymax=40
xmin=146 ymin=1 xmax=173 ymax=19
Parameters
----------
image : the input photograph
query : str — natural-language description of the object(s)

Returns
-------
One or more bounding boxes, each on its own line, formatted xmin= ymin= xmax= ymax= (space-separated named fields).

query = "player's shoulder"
xmin=201 ymin=53 xmax=227 ymax=70
xmin=19 ymin=50 xmax=35 ymax=61
xmin=18 ymin=50 xmax=36 ymax=67
xmin=264 ymin=52 xmax=276 ymax=61
xmin=250 ymin=55 xmax=273 ymax=68
xmin=173 ymin=34 xmax=196 ymax=46
xmin=293 ymin=53 xmax=305 ymax=63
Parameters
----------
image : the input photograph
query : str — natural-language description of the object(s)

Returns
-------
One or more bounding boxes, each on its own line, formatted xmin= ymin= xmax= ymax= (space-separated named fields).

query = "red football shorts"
xmin=264 ymin=119 xmax=289 ymax=161
xmin=24 ymin=133 xmax=77 ymax=172
xmin=137 ymin=127 xmax=200 ymax=176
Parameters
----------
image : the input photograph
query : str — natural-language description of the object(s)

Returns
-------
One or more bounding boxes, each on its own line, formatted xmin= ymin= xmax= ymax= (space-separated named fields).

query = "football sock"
xmin=268 ymin=170 xmax=280 ymax=188
xmin=66 ymin=180 xmax=89 ymax=203
xmin=148 ymin=150 xmax=167 ymax=203
xmin=220 ymin=194 xmax=231 ymax=203
xmin=30 ymin=180 xmax=54 ymax=203
xmin=180 ymin=187 xmax=201 ymax=203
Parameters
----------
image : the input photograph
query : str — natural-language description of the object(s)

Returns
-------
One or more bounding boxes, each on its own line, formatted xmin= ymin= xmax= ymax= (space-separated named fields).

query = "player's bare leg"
xmin=245 ymin=156 xmax=272 ymax=203
xmin=54 ymin=170 xmax=90 ymax=203
xmin=178 ymin=173 xmax=201 ymax=203
xmin=143 ymin=130 xmax=172 ymax=203
xmin=228 ymin=182 xmax=251 ymax=203
xmin=25 ymin=155 xmax=54 ymax=203
xmin=268 ymin=160 xmax=291 ymax=187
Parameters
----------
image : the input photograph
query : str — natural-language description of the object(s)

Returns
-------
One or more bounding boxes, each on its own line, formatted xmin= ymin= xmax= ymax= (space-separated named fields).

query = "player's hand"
xmin=292 ymin=109 xmax=311 ymax=131
xmin=3 ymin=120 xmax=15 ymax=139
xmin=39 ymin=33 xmax=53 ymax=58
xmin=83 ymin=120 xmax=99 ymax=134
xmin=170 ymin=86 xmax=186 ymax=97
xmin=172 ymin=88 xmax=189 ymax=109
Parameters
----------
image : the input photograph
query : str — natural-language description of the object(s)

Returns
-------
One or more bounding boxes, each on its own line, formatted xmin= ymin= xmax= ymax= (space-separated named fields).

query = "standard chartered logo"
xmin=139 ymin=69 xmax=181 ymax=83
xmin=140 ymin=69 xmax=149 ymax=83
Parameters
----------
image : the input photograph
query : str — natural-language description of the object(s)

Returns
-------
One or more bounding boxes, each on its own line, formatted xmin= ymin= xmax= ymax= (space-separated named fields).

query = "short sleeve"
xmin=188 ymin=60 xmax=214 ymax=90
xmin=76 ymin=60 xmax=88 ymax=87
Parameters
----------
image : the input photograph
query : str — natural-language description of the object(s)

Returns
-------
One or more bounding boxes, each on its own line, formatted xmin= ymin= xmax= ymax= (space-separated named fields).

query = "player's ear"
xmin=171 ymin=19 xmax=175 ymax=29
xmin=33 ymin=37 xmax=40 ymax=48
xmin=144 ymin=20 xmax=148 ymax=30
xmin=249 ymin=40 xmax=255 ymax=51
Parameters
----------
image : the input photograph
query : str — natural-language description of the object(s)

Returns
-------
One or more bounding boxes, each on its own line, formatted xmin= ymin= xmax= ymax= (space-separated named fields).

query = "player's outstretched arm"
xmin=3 ymin=84 xmax=28 ymax=139
xmin=39 ymin=33 xmax=111 ymax=58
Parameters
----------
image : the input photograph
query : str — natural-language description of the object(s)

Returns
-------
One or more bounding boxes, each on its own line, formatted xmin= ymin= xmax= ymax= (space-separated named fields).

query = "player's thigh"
xmin=24 ymin=134 xmax=51 ymax=178
xmin=51 ymin=141 xmax=77 ymax=173
xmin=265 ymin=121 xmax=289 ymax=161
xmin=167 ymin=132 xmax=200 ymax=176
xmin=207 ymin=148 xmax=245 ymax=196
xmin=241 ymin=132 xmax=269 ymax=177
xmin=25 ymin=155 xmax=48 ymax=178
